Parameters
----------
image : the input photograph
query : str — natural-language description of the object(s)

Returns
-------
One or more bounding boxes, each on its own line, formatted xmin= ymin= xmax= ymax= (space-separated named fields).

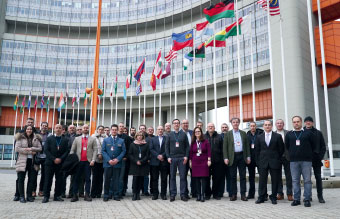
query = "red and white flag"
xmin=165 ymin=47 xmax=178 ymax=62
xmin=257 ymin=0 xmax=280 ymax=16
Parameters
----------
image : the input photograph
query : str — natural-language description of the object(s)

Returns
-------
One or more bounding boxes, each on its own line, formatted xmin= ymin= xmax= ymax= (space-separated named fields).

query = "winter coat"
xmin=129 ymin=142 xmax=150 ymax=176
xmin=15 ymin=133 xmax=42 ymax=172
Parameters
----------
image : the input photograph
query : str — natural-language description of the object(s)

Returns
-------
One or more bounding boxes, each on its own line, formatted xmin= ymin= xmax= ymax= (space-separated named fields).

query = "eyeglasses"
xmin=195 ymin=131 xmax=201 ymax=133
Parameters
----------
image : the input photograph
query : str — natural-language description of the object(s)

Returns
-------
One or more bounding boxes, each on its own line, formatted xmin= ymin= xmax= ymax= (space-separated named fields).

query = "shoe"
xmin=291 ymin=200 xmax=301 ymax=206
xmin=53 ymin=197 xmax=64 ymax=202
xmin=270 ymin=198 xmax=277 ymax=205
xmin=318 ymin=195 xmax=325 ymax=203
xmin=161 ymin=195 xmax=167 ymax=200
xmin=152 ymin=196 xmax=158 ymax=200
xmin=241 ymin=196 xmax=248 ymax=201
xmin=79 ymin=193 xmax=84 ymax=198
xmin=114 ymin=197 xmax=120 ymax=201
xmin=304 ymin=200 xmax=311 ymax=207
xmin=264 ymin=195 xmax=268 ymax=201
xmin=61 ymin=194 xmax=66 ymax=198
xmin=103 ymin=197 xmax=109 ymax=202
xmin=230 ymin=195 xmax=237 ymax=201
xmin=19 ymin=197 xmax=26 ymax=203
xmin=96 ymin=194 xmax=102 ymax=198
xmin=71 ymin=195 xmax=79 ymax=202
xmin=181 ymin=196 xmax=188 ymax=202
xmin=38 ymin=191 xmax=44 ymax=197
xmin=255 ymin=199 xmax=265 ymax=204
xmin=277 ymin=194 xmax=284 ymax=200
xmin=143 ymin=192 xmax=150 ymax=196
xmin=67 ymin=194 xmax=73 ymax=199
xmin=310 ymin=198 xmax=313 ymax=202
xmin=32 ymin=192 xmax=36 ymax=197
xmin=42 ymin=197 xmax=49 ymax=203
xmin=132 ymin=193 xmax=137 ymax=201
xmin=246 ymin=195 xmax=254 ymax=199
xmin=287 ymin=195 xmax=293 ymax=201
xmin=213 ymin=196 xmax=221 ymax=200
xmin=170 ymin=196 xmax=175 ymax=202
xmin=196 ymin=195 xmax=201 ymax=202
xmin=84 ymin=194 xmax=92 ymax=202
xmin=13 ymin=196 xmax=20 ymax=201
xmin=27 ymin=197 xmax=34 ymax=202
xmin=137 ymin=194 xmax=141 ymax=200
xmin=201 ymin=195 xmax=205 ymax=202
xmin=205 ymin=196 xmax=210 ymax=200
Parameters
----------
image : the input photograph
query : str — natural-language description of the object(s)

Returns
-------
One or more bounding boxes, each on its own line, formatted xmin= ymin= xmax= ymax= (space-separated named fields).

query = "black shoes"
xmin=143 ymin=192 xmax=150 ymax=196
xmin=103 ymin=197 xmax=109 ymax=202
xmin=230 ymin=195 xmax=237 ymax=201
xmin=271 ymin=198 xmax=277 ymax=205
xmin=170 ymin=196 xmax=175 ymax=202
xmin=71 ymin=195 xmax=79 ymax=202
xmin=241 ymin=196 xmax=248 ymax=201
xmin=291 ymin=200 xmax=301 ymax=206
xmin=132 ymin=193 xmax=137 ymax=201
xmin=152 ymin=196 xmax=158 ymax=200
xmin=13 ymin=196 xmax=20 ymax=201
xmin=27 ymin=197 xmax=35 ymax=202
xmin=205 ymin=196 xmax=210 ymax=200
xmin=255 ymin=199 xmax=265 ymax=204
xmin=84 ymin=194 xmax=92 ymax=202
xmin=19 ymin=197 xmax=26 ymax=203
xmin=113 ymin=197 xmax=120 ymax=201
xmin=304 ymin=200 xmax=311 ymax=207
xmin=181 ymin=196 xmax=188 ymax=202
xmin=213 ymin=196 xmax=221 ymax=200
xmin=247 ymin=195 xmax=254 ymax=200
xmin=318 ymin=195 xmax=325 ymax=203
xmin=161 ymin=195 xmax=167 ymax=200
xmin=201 ymin=195 xmax=205 ymax=202
xmin=136 ymin=194 xmax=141 ymax=200
xmin=196 ymin=195 xmax=201 ymax=202
xmin=54 ymin=197 xmax=64 ymax=202
xmin=42 ymin=197 xmax=49 ymax=203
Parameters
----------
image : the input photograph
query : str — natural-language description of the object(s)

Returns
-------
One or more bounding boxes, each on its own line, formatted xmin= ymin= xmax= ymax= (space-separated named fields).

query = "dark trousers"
xmin=277 ymin=157 xmax=292 ymax=196
xmin=132 ymin=176 xmax=144 ymax=194
xmin=91 ymin=162 xmax=104 ymax=197
xmin=17 ymin=158 xmax=37 ymax=198
xmin=206 ymin=162 xmax=225 ymax=198
xmin=103 ymin=167 xmax=121 ymax=198
xmin=246 ymin=160 xmax=256 ymax=197
xmin=258 ymin=166 xmax=279 ymax=200
xmin=196 ymin=177 xmax=208 ymax=196
xmin=186 ymin=162 xmax=196 ymax=197
xmin=230 ymin=152 xmax=247 ymax=196
xmin=43 ymin=164 xmax=63 ymax=198
xmin=221 ymin=165 xmax=231 ymax=197
xmin=34 ymin=163 xmax=45 ymax=193
xmin=150 ymin=163 xmax=170 ymax=197
xmin=73 ymin=161 xmax=91 ymax=195
xmin=123 ymin=159 xmax=130 ymax=194
xmin=313 ymin=163 xmax=323 ymax=196
xmin=169 ymin=157 xmax=187 ymax=197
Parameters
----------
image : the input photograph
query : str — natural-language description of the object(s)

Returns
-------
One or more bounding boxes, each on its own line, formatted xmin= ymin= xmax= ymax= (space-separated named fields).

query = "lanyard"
xmin=196 ymin=141 xmax=201 ymax=150
xmin=251 ymin=135 xmax=256 ymax=144
xmin=56 ymin=137 xmax=62 ymax=147
xmin=174 ymin=132 xmax=179 ymax=143
xmin=293 ymin=131 xmax=303 ymax=140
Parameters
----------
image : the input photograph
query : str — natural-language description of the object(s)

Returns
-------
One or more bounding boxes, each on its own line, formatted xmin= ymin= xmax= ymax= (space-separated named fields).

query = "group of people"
xmin=13 ymin=115 xmax=326 ymax=207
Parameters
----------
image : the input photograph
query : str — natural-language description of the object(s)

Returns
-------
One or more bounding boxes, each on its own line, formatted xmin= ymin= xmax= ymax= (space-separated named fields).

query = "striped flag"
xmin=154 ymin=50 xmax=163 ymax=79
xmin=27 ymin=90 xmax=31 ymax=109
xmin=58 ymin=92 xmax=65 ymax=112
xmin=34 ymin=95 xmax=38 ymax=111
xmin=76 ymin=84 xmax=80 ymax=103
xmin=71 ymin=92 xmax=76 ymax=108
xmin=20 ymin=96 xmax=26 ymax=113
xmin=136 ymin=81 xmax=142 ymax=96
xmin=13 ymin=94 xmax=19 ymax=110
xmin=83 ymin=93 xmax=87 ymax=107
xmin=257 ymin=0 xmax=280 ymax=16
xmin=40 ymin=89 xmax=45 ymax=108
xmin=165 ymin=47 xmax=178 ymax=62
xmin=46 ymin=95 xmax=50 ymax=112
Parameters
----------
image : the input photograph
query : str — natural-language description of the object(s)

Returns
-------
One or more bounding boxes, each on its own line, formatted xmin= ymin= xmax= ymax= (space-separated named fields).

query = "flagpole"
xmin=153 ymin=92 xmax=156 ymax=129
xmin=225 ymin=38 xmax=230 ymax=125
xmin=98 ymin=96 xmax=101 ymax=126
xmin=250 ymin=12 xmax=256 ymax=122
xmin=64 ymin=94 xmax=67 ymax=125
xmin=40 ymin=103 xmax=43 ymax=127
xmin=28 ymin=95 xmax=31 ymax=118
xmin=77 ymin=96 xmax=80 ymax=127
xmin=115 ymin=74 xmax=118 ymax=124
xmin=193 ymin=30 xmax=196 ymax=125
xmin=213 ymin=26 xmax=217 ymax=126
xmin=143 ymin=77 xmax=146 ymax=124
xmin=72 ymin=98 xmax=75 ymax=125
xmin=307 ymin=0 xmax=320 ymax=130
xmin=174 ymin=60 xmax=177 ymax=119
xmin=11 ymin=94 xmax=19 ymax=167
xmin=52 ymin=92 xmax=56 ymax=134
xmin=138 ymin=93 xmax=141 ymax=128
xmin=129 ymin=80 xmax=132 ymax=129
xmin=159 ymin=78 xmax=162 ymax=126
xmin=102 ymin=74 xmax=106 ymax=125
xmin=34 ymin=96 xmax=38 ymax=127
xmin=204 ymin=57 xmax=207 ymax=125
xmin=235 ymin=0 xmax=243 ymax=127
xmin=266 ymin=0 xmax=276 ymax=125
xmin=84 ymin=97 xmax=87 ymax=124
xmin=110 ymin=97 xmax=113 ymax=126
xmin=185 ymin=51 xmax=188 ymax=119
xmin=46 ymin=96 xmax=50 ymax=125
xmin=21 ymin=106 xmax=25 ymax=130
xmin=316 ymin=0 xmax=334 ymax=176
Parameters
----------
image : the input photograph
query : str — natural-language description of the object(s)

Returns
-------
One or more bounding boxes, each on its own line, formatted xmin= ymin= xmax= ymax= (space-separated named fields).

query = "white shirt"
xmin=233 ymin=129 xmax=243 ymax=152
xmin=276 ymin=130 xmax=285 ymax=142
xmin=82 ymin=134 xmax=89 ymax=138
xmin=158 ymin=135 xmax=163 ymax=148
xmin=184 ymin=130 xmax=191 ymax=145
xmin=265 ymin=131 xmax=272 ymax=146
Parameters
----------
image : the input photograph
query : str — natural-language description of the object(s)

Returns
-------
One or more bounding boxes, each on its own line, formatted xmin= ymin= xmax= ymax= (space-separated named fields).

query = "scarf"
xmin=134 ymin=139 xmax=146 ymax=145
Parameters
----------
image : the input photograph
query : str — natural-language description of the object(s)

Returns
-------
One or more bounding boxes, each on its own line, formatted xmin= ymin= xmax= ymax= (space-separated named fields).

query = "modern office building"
xmin=0 ymin=0 xmax=339 ymax=170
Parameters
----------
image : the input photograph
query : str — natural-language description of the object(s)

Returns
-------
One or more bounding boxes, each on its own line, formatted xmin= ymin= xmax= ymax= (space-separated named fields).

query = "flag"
xmin=150 ymin=72 xmax=157 ymax=91
xmin=136 ymin=81 xmax=142 ymax=96
xmin=165 ymin=47 xmax=178 ymax=62
xmin=184 ymin=54 xmax=193 ymax=70
xmin=187 ymin=43 xmax=206 ymax=58
xmin=225 ymin=16 xmax=251 ymax=39
xmin=40 ymin=89 xmax=45 ymax=108
xmin=46 ymin=95 xmax=50 ymax=112
xmin=58 ymin=92 xmax=65 ymax=112
xmin=27 ymin=91 xmax=31 ymax=109
xmin=195 ymin=21 xmax=214 ymax=39
xmin=203 ymin=0 xmax=235 ymax=23
xmin=158 ymin=62 xmax=171 ymax=79
xmin=65 ymin=85 xmax=69 ymax=103
xmin=115 ymin=75 xmax=118 ymax=96
xmin=100 ymin=77 xmax=104 ymax=96
xmin=84 ymin=93 xmax=87 ymax=107
xmin=76 ymin=84 xmax=80 ymax=103
xmin=154 ymin=50 xmax=163 ymax=79
xmin=34 ymin=95 xmax=38 ymax=111
xmin=205 ymin=29 xmax=227 ymax=47
xmin=110 ymin=77 xmax=114 ymax=103
xmin=126 ymin=65 xmax=133 ymax=88
xmin=53 ymin=91 xmax=57 ymax=108
xmin=257 ymin=0 xmax=280 ymax=16
xmin=172 ymin=29 xmax=194 ymax=51
xmin=123 ymin=87 xmax=127 ymax=100
xmin=72 ymin=92 xmax=76 ymax=108
xmin=20 ymin=96 xmax=25 ymax=113
xmin=13 ymin=94 xmax=18 ymax=110
xmin=134 ymin=59 xmax=145 ymax=81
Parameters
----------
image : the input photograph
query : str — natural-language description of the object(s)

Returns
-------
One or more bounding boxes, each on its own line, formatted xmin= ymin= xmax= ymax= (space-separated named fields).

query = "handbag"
xmin=34 ymin=152 xmax=46 ymax=165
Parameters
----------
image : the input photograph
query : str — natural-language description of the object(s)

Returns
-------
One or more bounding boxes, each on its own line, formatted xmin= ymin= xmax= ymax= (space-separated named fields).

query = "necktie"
xmin=266 ymin=134 xmax=270 ymax=146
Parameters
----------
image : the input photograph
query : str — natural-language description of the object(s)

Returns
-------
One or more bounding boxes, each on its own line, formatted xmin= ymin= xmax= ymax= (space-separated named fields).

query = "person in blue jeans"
xmin=102 ymin=124 xmax=126 ymax=202
xmin=285 ymin=116 xmax=316 ymax=207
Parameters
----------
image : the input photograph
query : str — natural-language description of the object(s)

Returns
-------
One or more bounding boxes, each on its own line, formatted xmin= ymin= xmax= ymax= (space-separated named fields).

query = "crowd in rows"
xmin=13 ymin=115 xmax=325 ymax=207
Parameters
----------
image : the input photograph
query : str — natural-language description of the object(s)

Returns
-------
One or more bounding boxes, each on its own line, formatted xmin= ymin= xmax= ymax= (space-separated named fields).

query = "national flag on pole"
xmin=84 ymin=93 xmax=87 ymax=107
xmin=203 ymin=0 xmax=235 ymax=23
xmin=77 ymin=84 xmax=80 ymax=103
xmin=46 ymin=95 xmax=50 ymax=112
xmin=20 ymin=96 xmax=25 ymax=113
xmin=195 ymin=21 xmax=214 ymax=39
xmin=115 ymin=75 xmax=118 ymax=96
xmin=225 ymin=16 xmax=251 ymax=39
xmin=40 ymin=89 xmax=45 ymax=108
xmin=158 ymin=62 xmax=171 ymax=79
xmin=110 ymin=77 xmax=114 ymax=103
xmin=257 ymin=0 xmax=281 ymax=16
xmin=154 ymin=50 xmax=163 ymax=79
xmin=27 ymin=91 xmax=31 ymax=109
xmin=100 ymin=77 xmax=104 ymax=97
xmin=172 ymin=30 xmax=194 ymax=51
xmin=165 ymin=47 xmax=178 ymax=62
xmin=58 ymin=92 xmax=65 ymax=112
xmin=134 ymin=59 xmax=145 ymax=82
xmin=184 ymin=54 xmax=193 ymax=70
xmin=150 ymin=72 xmax=157 ymax=91
xmin=136 ymin=81 xmax=142 ymax=96
xmin=34 ymin=95 xmax=38 ymax=111
xmin=205 ymin=29 xmax=227 ymax=47
xmin=187 ymin=43 xmax=206 ymax=58
xmin=13 ymin=94 xmax=19 ymax=110
xmin=127 ymin=66 xmax=133 ymax=88
xmin=72 ymin=92 xmax=76 ymax=108
xmin=123 ymin=87 xmax=127 ymax=100
xmin=65 ymin=85 xmax=69 ymax=103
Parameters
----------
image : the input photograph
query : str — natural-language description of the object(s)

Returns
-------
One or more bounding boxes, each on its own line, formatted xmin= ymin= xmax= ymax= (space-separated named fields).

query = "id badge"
xmin=196 ymin=153 xmax=201 ymax=157
xmin=111 ymin=146 xmax=114 ymax=151
xmin=236 ymin=141 xmax=241 ymax=147
xmin=176 ymin=142 xmax=180 ymax=147
xmin=296 ymin=140 xmax=300 ymax=146
xmin=83 ymin=147 xmax=87 ymax=151
xmin=251 ymin=144 xmax=255 ymax=149
xmin=139 ymin=153 xmax=142 ymax=159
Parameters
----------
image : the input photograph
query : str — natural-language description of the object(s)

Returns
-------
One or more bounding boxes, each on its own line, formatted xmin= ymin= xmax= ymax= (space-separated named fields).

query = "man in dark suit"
xmin=223 ymin=117 xmax=250 ymax=201
xmin=255 ymin=120 xmax=284 ymax=205
xmin=149 ymin=126 xmax=170 ymax=200
xmin=42 ymin=124 xmax=70 ymax=203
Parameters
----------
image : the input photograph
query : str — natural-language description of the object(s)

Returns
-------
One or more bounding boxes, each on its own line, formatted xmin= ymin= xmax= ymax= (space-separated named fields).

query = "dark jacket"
xmin=149 ymin=135 xmax=169 ymax=166
xmin=255 ymin=132 xmax=284 ymax=169
xmin=304 ymin=126 xmax=326 ymax=165
xmin=44 ymin=135 xmax=69 ymax=166
xmin=165 ymin=131 xmax=190 ymax=159
xmin=129 ymin=142 xmax=150 ymax=176
xmin=247 ymin=128 xmax=264 ymax=163
xmin=102 ymin=136 xmax=126 ymax=168
xmin=274 ymin=129 xmax=289 ymax=161
xmin=61 ymin=153 xmax=79 ymax=176
xmin=285 ymin=129 xmax=316 ymax=162
xmin=223 ymin=129 xmax=250 ymax=166
xmin=204 ymin=131 xmax=224 ymax=164
xmin=117 ymin=133 xmax=132 ymax=159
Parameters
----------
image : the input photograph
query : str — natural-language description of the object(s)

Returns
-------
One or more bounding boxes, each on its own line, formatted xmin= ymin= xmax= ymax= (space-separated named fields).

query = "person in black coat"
xmin=255 ymin=120 xmax=284 ymax=205
xmin=42 ymin=124 xmax=69 ymax=203
xmin=129 ymin=131 xmax=150 ymax=201
xmin=149 ymin=126 xmax=169 ymax=200
xmin=304 ymin=116 xmax=326 ymax=203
